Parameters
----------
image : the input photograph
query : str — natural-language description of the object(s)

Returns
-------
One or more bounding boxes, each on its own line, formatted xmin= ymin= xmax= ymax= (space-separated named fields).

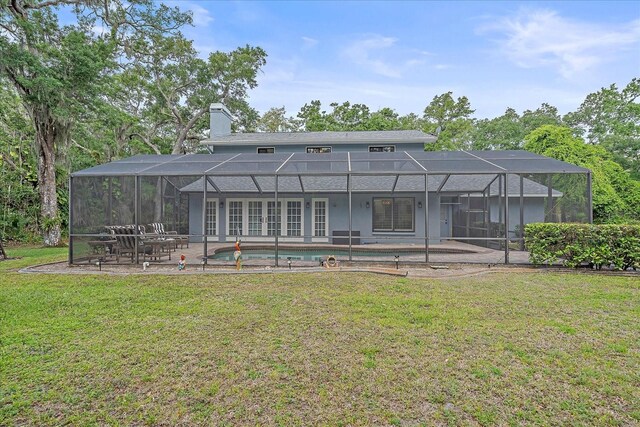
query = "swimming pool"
xmin=209 ymin=247 xmax=471 ymax=262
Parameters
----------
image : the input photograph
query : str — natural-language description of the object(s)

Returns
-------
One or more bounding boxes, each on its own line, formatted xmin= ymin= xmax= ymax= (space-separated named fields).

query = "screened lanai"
xmin=69 ymin=150 xmax=591 ymax=266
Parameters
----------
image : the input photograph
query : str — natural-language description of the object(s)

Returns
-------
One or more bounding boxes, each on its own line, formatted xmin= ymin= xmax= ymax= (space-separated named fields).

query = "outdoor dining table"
xmin=142 ymin=238 xmax=174 ymax=262
xmin=87 ymin=239 xmax=117 ymax=262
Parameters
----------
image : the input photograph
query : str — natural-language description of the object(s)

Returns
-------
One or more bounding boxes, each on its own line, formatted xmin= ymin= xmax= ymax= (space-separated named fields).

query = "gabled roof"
xmin=200 ymin=130 xmax=436 ymax=146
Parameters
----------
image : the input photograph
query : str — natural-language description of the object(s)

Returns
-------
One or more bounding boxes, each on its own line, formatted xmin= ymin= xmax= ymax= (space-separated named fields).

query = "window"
xmin=206 ymin=199 xmax=217 ymax=236
xmin=306 ymin=146 xmax=332 ymax=153
xmin=267 ymin=201 xmax=281 ymax=236
xmin=228 ymin=201 xmax=243 ymax=237
xmin=257 ymin=147 xmax=274 ymax=154
xmin=372 ymin=197 xmax=414 ymax=232
xmin=369 ymin=145 xmax=395 ymax=152
xmin=313 ymin=199 xmax=328 ymax=237
xmin=287 ymin=201 xmax=302 ymax=236
xmin=248 ymin=201 xmax=263 ymax=235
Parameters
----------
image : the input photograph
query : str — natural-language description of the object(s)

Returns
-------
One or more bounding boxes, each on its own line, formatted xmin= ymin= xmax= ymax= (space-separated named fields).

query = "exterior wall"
xmin=189 ymin=192 xmax=441 ymax=244
xmin=489 ymin=197 xmax=546 ymax=237
xmin=209 ymin=142 xmax=427 ymax=154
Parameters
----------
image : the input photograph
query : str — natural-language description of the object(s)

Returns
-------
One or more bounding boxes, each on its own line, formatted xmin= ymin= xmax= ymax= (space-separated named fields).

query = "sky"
xmin=167 ymin=1 xmax=638 ymax=119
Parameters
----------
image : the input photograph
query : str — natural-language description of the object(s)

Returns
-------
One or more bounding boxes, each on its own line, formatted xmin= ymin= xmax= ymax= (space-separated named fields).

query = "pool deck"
xmin=73 ymin=240 xmax=530 ymax=267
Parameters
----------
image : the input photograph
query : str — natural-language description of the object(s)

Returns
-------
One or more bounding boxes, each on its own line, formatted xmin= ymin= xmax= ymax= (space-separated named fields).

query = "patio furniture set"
xmin=87 ymin=223 xmax=188 ymax=263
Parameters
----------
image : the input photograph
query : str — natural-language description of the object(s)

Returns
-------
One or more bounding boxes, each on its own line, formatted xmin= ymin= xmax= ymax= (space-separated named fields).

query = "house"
xmin=69 ymin=103 xmax=592 ymax=265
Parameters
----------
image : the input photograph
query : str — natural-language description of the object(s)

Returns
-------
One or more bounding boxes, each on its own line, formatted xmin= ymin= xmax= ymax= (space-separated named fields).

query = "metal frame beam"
xmin=251 ymin=175 xmax=263 ymax=194
xmin=504 ymin=173 xmax=510 ymax=264
xmin=391 ymin=174 xmax=400 ymax=193
xmin=202 ymin=174 xmax=208 ymax=264
xmin=587 ymin=172 xmax=593 ymax=223
xmin=436 ymin=174 xmax=450 ymax=193
xmin=424 ymin=173 xmax=429 ymax=263
xmin=274 ymin=174 xmax=279 ymax=267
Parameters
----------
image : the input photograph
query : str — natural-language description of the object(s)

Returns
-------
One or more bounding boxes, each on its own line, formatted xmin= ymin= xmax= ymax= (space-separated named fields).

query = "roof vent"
xmin=210 ymin=103 xmax=232 ymax=137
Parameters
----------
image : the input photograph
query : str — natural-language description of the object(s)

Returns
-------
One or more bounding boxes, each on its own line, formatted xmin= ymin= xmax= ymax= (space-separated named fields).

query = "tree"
xmin=470 ymin=104 xmax=563 ymax=151
xmin=564 ymin=79 xmax=640 ymax=179
xmin=296 ymin=100 xmax=420 ymax=132
xmin=423 ymin=92 xmax=475 ymax=150
xmin=258 ymin=106 xmax=301 ymax=132
xmin=0 ymin=82 xmax=39 ymax=241
xmin=0 ymin=0 xmax=189 ymax=245
xmin=524 ymin=125 xmax=640 ymax=223
xmin=130 ymin=35 xmax=266 ymax=154
xmin=520 ymin=103 xmax=562 ymax=134
xmin=471 ymin=108 xmax=524 ymax=150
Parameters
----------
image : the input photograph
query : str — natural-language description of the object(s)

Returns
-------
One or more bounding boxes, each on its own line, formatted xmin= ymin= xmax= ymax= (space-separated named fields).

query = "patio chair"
xmin=148 ymin=222 xmax=188 ymax=249
xmin=107 ymin=225 xmax=151 ymax=262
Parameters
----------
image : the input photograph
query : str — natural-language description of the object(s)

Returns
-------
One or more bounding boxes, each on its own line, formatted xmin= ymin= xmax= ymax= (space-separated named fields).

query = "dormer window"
xmin=306 ymin=146 xmax=332 ymax=153
xmin=369 ymin=145 xmax=395 ymax=152
xmin=257 ymin=147 xmax=275 ymax=154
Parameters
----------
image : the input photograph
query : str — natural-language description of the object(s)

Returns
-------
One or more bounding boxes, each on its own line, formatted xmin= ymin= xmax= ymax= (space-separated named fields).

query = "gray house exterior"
xmin=68 ymin=103 xmax=592 ymax=265
xmin=184 ymin=104 xmax=572 ymax=246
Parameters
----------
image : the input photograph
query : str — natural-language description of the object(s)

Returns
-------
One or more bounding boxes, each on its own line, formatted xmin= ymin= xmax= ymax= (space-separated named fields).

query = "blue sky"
xmin=170 ymin=1 xmax=638 ymax=118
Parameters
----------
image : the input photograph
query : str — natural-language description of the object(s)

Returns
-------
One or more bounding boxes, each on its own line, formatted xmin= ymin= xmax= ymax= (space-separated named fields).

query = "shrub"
xmin=524 ymin=223 xmax=640 ymax=270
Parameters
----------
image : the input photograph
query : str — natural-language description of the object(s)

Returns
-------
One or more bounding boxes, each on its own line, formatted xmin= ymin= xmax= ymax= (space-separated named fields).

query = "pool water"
xmin=210 ymin=249 xmax=411 ymax=262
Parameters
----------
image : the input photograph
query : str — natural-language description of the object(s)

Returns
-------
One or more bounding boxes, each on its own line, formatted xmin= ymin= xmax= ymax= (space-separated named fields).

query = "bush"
xmin=525 ymin=223 xmax=640 ymax=270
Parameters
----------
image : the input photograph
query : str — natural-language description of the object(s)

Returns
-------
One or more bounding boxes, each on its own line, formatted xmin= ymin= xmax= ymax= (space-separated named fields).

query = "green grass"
xmin=0 ymin=245 xmax=67 ymax=272
xmin=1 ymin=249 xmax=639 ymax=425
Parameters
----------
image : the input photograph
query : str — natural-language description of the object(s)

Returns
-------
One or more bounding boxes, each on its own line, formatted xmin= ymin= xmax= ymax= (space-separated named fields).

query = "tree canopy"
xmin=524 ymin=125 xmax=640 ymax=223
xmin=0 ymin=1 xmax=638 ymax=244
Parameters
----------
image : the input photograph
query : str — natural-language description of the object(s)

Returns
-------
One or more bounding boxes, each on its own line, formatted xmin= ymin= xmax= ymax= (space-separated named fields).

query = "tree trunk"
xmin=33 ymin=107 xmax=66 ymax=247
xmin=0 ymin=238 xmax=6 ymax=259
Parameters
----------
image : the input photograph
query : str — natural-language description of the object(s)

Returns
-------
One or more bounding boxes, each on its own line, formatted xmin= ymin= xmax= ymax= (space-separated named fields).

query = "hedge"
xmin=524 ymin=223 xmax=640 ymax=270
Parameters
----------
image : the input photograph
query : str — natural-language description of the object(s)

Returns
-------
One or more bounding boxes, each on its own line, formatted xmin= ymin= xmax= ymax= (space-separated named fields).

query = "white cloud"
xmin=164 ymin=1 xmax=214 ymax=27
xmin=341 ymin=35 xmax=436 ymax=78
xmin=342 ymin=35 xmax=403 ymax=78
xmin=479 ymin=9 xmax=640 ymax=78
xmin=189 ymin=4 xmax=214 ymax=27
xmin=301 ymin=36 xmax=318 ymax=49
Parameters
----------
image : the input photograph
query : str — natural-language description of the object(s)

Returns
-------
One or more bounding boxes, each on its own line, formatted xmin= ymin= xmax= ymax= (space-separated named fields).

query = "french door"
xmin=205 ymin=198 xmax=218 ymax=241
xmin=312 ymin=198 xmax=329 ymax=242
xmin=226 ymin=198 xmax=303 ymax=240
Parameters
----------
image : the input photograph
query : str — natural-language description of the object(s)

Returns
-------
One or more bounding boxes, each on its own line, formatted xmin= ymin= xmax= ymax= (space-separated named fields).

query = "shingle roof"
xmin=201 ymin=130 xmax=436 ymax=146
xmin=179 ymin=174 xmax=560 ymax=196
xmin=72 ymin=150 xmax=590 ymax=177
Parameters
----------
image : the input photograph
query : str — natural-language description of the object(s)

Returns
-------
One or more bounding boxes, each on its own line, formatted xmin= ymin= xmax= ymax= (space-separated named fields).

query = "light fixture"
xmin=418 ymin=201 xmax=422 ymax=208
xmin=305 ymin=201 xmax=310 ymax=209
xmin=219 ymin=201 xmax=224 ymax=208
xmin=366 ymin=201 xmax=370 ymax=209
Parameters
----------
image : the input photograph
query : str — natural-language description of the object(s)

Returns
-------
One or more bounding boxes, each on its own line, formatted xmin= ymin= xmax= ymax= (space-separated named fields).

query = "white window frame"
xmin=205 ymin=198 xmax=219 ymax=241
xmin=225 ymin=198 xmax=304 ymax=242
xmin=226 ymin=199 xmax=245 ymax=239
xmin=368 ymin=145 xmax=396 ymax=152
xmin=257 ymin=146 xmax=275 ymax=154
xmin=311 ymin=198 xmax=329 ymax=242
xmin=306 ymin=146 xmax=332 ymax=153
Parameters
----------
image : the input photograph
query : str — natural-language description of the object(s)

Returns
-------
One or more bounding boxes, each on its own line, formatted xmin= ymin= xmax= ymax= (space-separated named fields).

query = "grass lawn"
xmin=1 ymin=249 xmax=639 ymax=425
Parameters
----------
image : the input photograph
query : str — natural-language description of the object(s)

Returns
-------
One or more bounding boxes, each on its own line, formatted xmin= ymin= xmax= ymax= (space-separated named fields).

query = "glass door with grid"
xmin=205 ymin=199 xmax=218 ymax=241
xmin=226 ymin=198 xmax=303 ymax=240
